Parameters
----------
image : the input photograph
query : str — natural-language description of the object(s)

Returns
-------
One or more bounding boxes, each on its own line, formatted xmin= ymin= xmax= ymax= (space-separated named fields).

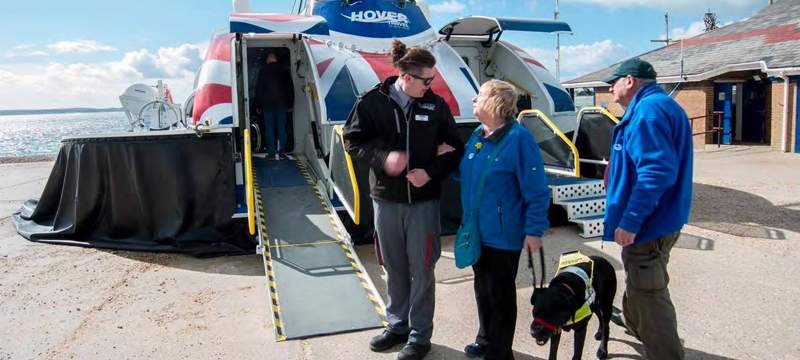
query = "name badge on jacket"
xmin=415 ymin=114 xmax=429 ymax=122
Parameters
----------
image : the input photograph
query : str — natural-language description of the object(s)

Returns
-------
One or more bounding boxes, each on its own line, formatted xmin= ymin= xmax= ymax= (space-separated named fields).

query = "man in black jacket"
xmin=343 ymin=40 xmax=463 ymax=360
xmin=255 ymin=52 xmax=294 ymax=159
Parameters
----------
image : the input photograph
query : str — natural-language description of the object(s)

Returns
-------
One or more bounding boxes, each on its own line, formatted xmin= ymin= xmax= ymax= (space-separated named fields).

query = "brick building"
xmin=563 ymin=0 xmax=800 ymax=152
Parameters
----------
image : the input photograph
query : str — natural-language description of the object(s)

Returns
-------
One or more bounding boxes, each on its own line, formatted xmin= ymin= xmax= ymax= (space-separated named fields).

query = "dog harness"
xmin=555 ymin=252 xmax=595 ymax=326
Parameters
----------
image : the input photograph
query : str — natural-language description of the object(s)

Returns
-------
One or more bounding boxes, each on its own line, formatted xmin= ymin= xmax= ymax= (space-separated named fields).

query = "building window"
xmin=661 ymin=83 xmax=679 ymax=96
xmin=573 ymin=87 xmax=595 ymax=111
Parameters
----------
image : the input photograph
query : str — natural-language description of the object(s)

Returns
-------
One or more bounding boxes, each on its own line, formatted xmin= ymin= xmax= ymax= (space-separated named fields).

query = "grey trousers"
xmin=622 ymin=232 xmax=685 ymax=360
xmin=373 ymin=199 xmax=441 ymax=345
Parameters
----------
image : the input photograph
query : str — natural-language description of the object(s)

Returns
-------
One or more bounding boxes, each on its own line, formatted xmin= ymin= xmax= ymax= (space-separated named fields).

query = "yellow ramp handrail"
xmin=578 ymin=106 xmax=620 ymax=124
xmin=333 ymin=125 xmax=360 ymax=225
xmin=516 ymin=109 xmax=581 ymax=178
xmin=244 ymin=129 xmax=255 ymax=235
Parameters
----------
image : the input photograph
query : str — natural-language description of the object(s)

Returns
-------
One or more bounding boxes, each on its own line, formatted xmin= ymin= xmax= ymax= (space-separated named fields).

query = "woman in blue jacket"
xmin=455 ymin=80 xmax=551 ymax=360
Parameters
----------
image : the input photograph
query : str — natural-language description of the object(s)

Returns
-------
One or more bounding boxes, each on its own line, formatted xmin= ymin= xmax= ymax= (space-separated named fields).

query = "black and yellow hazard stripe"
xmin=340 ymin=241 xmax=389 ymax=326
xmin=295 ymin=158 xmax=315 ymax=186
xmin=253 ymin=176 xmax=287 ymax=342
xmin=293 ymin=158 xmax=389 ymax=327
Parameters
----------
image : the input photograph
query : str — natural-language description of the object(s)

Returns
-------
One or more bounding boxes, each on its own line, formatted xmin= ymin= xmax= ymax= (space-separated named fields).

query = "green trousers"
xmin=622 ymin=232 xmax=685 ymax=360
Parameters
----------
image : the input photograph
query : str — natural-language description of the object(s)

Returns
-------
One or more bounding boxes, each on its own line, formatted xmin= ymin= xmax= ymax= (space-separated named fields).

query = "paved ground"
xmin=1 ymin=146 xmax=799 ymax=360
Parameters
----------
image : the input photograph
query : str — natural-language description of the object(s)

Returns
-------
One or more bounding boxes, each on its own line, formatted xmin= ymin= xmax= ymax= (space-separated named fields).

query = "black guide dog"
xmin=529 ymin=251 xmax=617 ymax=360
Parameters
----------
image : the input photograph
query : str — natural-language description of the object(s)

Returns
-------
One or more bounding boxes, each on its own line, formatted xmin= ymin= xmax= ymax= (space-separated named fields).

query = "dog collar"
xmin=534 ymin=318 xmax=559 ymax=333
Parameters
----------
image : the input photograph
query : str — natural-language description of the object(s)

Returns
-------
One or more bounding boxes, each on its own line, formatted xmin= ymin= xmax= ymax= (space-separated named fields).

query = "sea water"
xmin=0 ymin=112 xmax=129 ymax=157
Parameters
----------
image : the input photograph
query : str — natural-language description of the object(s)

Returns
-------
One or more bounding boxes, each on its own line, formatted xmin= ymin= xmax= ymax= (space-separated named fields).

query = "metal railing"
xmin=331 ymin=125 xmax=361 ymax=225
xmin=516 ymin=109 xmax=581 ymax=178
xmin=689 ymin=111 xmax=726 ymax=147
xmin=244 ymin=129 xmax=255 ymax=235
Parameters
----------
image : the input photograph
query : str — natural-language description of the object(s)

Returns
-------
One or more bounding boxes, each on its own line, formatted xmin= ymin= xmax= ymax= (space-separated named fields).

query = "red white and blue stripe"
xmin=193 ymin=33 xmax=234 ymax=125
xmin=307 ymin=39 xmax=477 ymax=123
xmin=230 ymin=14 xmax=330 ymax=35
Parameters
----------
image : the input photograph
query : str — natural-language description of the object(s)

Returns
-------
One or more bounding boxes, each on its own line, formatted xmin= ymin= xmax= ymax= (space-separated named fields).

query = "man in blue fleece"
xmin=602 ymin=58 xmax=692 ymax=360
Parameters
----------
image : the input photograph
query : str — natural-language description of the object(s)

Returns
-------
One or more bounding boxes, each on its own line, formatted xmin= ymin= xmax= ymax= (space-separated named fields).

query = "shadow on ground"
xmin=354 ymin=230 xmax=628 ymax=306
xmin=430 ymin=344 xmax=545 ymax=360
xmin=690 ymin=183 xmax=800 ymax=240
xmin=102 ymin=249 xmax=265 ymax=276
xmin=610 ymin=338 xmax=740 ymax=360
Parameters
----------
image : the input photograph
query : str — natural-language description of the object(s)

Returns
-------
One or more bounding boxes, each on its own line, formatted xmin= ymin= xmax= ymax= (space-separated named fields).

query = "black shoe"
xmin=369 ymin=330 xmax=409 ymax=352
xmin=464 ymin=343 xmax=487 ymax=358
xmin=610 ymin=306 xmax=626 ymax=328
xmin=398 ymin=342 xmax=432 ymax=360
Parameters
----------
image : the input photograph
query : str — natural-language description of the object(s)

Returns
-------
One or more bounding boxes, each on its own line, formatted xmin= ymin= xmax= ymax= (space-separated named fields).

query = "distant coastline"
xmin=0 ymin=108 xmax=124 ymax=116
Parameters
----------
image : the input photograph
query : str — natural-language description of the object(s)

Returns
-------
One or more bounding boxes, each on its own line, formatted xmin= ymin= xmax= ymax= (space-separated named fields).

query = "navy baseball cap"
xmin=602 ymin=58 xmax=657 ymax=84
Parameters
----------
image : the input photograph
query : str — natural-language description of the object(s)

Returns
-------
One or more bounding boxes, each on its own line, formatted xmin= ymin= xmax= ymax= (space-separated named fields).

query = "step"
xmin=549 ymin=179 xmax=606 ymax=203
xmin=553 ymin=194 xmax=606 ymax=205
xmin=570 ymin=214 xmax=604 ymax=238
xmin=556 ymin=195 xmax=606 ymax=220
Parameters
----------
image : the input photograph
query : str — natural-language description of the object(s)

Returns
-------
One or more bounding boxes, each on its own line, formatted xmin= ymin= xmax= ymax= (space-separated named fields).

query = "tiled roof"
xmin=564 ymin=0 xmax=800 ymax=86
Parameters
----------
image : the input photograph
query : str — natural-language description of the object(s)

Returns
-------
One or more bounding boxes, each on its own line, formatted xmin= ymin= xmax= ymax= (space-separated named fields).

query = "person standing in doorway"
xmin=255 ymin=51 xmax=294 ymax=160
xmin=603 ymin=58 xmax=693 ymax=360
xmin=343 ymin=40 xmax=463 ymax=360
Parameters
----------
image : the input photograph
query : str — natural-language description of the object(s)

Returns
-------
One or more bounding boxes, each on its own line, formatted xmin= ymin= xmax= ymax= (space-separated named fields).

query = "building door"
xmin=735 ymin=83 xmax=744 ymax=141
xmin=794 ymin=77 xmax=799 ymax=153
xmin=741 ymin=81 xmax=767 ymax=143
xmin=714 ymin=83 xmax=733 ymax=144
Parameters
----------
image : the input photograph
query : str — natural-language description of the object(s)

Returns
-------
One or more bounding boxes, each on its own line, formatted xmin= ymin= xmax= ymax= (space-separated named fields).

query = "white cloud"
xmin=6 ymin=44 xmax=48 ymax=58
xmin=525 ymin=40 xmax=628 ymax=81
xmin=6 ymin=51 xmax=49 ymax=58
xmin=430 ymin=0 xmax=466 ymax=13
xmin=563 ymin=0 xmax=761 ymax=13
xmin=669 ymin=21 xmax=707 ymax=40
xmin=5 ymin=40 xmax=116 ymax=57
xmin=662 ymin=20 xmax=734 ymax=40
xmin=197 ymin=41 xmax=210 ymax=60
xmin=46 ymin=40 xmax=116 ymax=54
xmin=0 ymin=43 xmax=203 ymax=110
xmin=122 ymin=44 xmax=203 ymax=78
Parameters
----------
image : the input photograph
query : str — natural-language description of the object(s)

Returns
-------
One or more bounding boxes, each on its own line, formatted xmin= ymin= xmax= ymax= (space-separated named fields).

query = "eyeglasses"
xmin=406 ymin=73 xmax=436 ymax=86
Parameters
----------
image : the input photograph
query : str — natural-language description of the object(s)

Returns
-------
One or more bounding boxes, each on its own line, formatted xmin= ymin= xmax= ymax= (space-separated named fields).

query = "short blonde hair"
xmin=480 ymin=80 xmax=518 ymax=120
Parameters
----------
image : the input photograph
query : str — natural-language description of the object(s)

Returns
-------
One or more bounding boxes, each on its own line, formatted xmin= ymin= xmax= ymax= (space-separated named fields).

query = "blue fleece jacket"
xmin=604 ymin=82 xmax=693 ymax=244
xmin=455 ymin=121 xmax=551 ymax=251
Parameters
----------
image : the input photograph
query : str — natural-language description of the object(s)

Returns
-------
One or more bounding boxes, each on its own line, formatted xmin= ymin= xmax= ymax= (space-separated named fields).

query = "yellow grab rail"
xmin=578 ymin=106 xmax=620 ymax=124
xmin=333 ymin=125 xmax=360 ymax=225
xmin=516 ymin=109 xmax=581 ymax=178
xmin=505 ymin=78 xmax=533 ymax=97
xmin=244 ymin=129 xmax=255 ymax=235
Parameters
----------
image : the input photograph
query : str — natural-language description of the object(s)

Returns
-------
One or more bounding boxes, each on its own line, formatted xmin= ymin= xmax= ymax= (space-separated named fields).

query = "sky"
xmin=0 ymin=0 xmax=770 ymax=110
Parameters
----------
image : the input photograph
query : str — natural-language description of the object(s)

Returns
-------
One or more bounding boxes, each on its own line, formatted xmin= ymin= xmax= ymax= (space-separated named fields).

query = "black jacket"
xmin=255 ymin=63 xmax=294 ymax=110
xmin=343 ymin=76 xmax=464 ymax=203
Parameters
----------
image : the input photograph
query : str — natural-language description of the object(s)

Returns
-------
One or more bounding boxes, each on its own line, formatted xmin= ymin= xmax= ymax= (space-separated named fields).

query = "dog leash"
xmin=527 ymin=249 xmax=545 ymax=289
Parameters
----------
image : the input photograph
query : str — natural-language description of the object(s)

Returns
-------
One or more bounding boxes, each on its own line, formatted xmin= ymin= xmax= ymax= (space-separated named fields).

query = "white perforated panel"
xmin=551 ymin=181 xmax=605 ymax=203
xmin=565 ymin=199 xmax=606 ymax=219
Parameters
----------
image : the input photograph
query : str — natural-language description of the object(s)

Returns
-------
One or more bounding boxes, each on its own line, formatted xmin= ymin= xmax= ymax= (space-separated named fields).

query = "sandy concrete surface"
xmin=0 ymin=156 xmax=57 ymax=165
xmin=1 ymin=146 xmax=799 ymax=360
